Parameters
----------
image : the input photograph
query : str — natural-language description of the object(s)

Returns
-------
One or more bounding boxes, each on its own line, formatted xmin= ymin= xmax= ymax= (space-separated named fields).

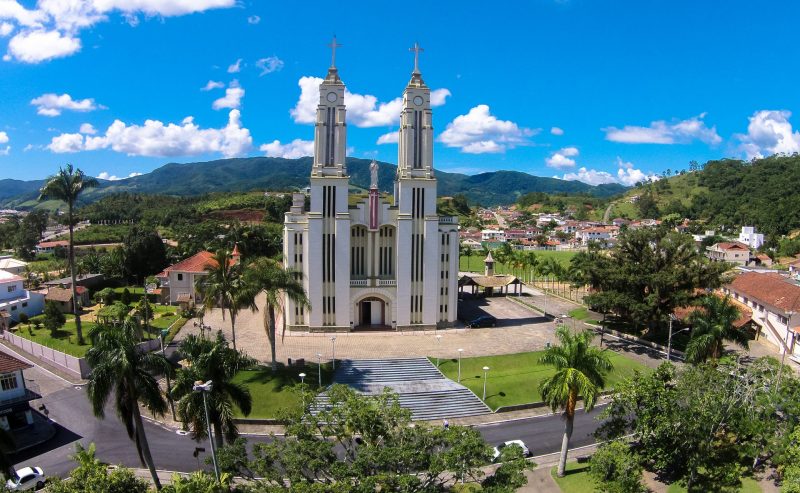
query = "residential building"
xmin=0 ymin=352 xmax=40 ymax=432
xmin=0 ymin=270 xmax=44 ymax=323
xmin=722 ymin=272 xmax=800 ymax=359
xmin=0 ymin=257 xmax=27 ymax=276
xmin=34 ymin=240 xmax=68 ymax=254
xmin=575 ymin=227 xmax=612 ymax=246
xmin=156 ymin=250 xmax=237 ymax=305
xmin=283 ymin=50 xmax=459 ymax=331
xmin=706 ymin=242 xmax=752 ymax=266
xmin=44 ymin=286 xmax=90 ymax=313
xmin=738 ymin=226 xmax=765 ymax=249
xmin=481 ymin=229 xmax=505 ymax=242
xmin=43 ymin=273 xmax=104 ymax=290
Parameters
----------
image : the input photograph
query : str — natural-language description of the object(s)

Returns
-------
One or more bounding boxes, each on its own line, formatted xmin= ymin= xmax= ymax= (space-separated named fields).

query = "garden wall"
xmin=2 ymin=331 xmax=163 ymax=380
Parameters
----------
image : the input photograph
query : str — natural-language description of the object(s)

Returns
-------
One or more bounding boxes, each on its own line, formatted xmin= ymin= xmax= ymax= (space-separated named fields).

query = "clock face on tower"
xmin=413 ymin=96 xmax=424 ymax=106
xmin=326 ymin=92 xmax=338 ymax=103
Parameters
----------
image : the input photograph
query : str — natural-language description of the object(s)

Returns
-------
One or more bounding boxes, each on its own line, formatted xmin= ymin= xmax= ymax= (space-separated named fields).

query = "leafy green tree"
xmin=580 ymin=227 xmax=729 ymax=332
xmin=637 ymin=190 xmax=660 ymax=218
xmin=686 ymin=295 xmax=749 ymax=364
xmin=195 ymin=250 xmax=256 ymax=350
xmin=171 ymin=332 xmax=255 ymax=448
xmin=161 ymin=471 xmax=235 ymax=493
xmin=123 ymin=226 xmax=167 ymax=283
xmin=246 ymin=257 xmax=309 ymax=372
xmin=246 ymin=384 xmax=530 ymax=490
xmin=95 ymin=287 xmax=116 ymax=306
xmin=17 ymin=312 xmax=29 ymax=329
xmin=86 ymin=320 xmax=172 ymax=489
xmin=47 ymin=443 xmax=149 ymax=493
xmin=39 ymin=164 xmax=98 ymax=345
xmin=589 ymin=440 xmax=646 ymax=493
xmin=539 ymin=327 xmax=612 ymax=477
xmin=120 ymin=287 xmax=132 ymax=306
xmin=44 ymin=300 xmax=66 ymax=337
xmin=779 ymin=426 xmax=800 ymax=493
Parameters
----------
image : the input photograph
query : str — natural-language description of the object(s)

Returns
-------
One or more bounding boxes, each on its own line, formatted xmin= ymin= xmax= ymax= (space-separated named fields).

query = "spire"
xmin=408 ymin=42 xmax=426 ymax=87
xmin=325 ymin=36 xmax=343 ymax=83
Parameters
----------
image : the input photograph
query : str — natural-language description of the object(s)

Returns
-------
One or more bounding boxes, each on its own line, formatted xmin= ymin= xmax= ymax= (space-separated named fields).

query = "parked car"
xmin=6 ymin=466 xmax=45 ymax=491
xmin=466 ymin=315 xmax=497 ymax=328
xmin=492 ymin=440 xmax=531 ymax=462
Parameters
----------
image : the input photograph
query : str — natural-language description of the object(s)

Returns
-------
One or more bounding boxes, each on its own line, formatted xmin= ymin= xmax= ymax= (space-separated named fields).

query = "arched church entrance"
xmin=356 ymin=296 xmax=387 ymax=329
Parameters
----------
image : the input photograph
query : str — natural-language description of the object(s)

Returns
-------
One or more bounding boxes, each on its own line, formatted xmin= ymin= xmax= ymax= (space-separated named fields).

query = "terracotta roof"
xmin=45 ymin=287 xmax=73 ymax=303
xmin=728 ymin=272 xmax=800 ymax=313
xmin=0 ymin=352 xmax=32 ymax=373
xmin=713 ymin=242 xmax=750 ymax=251
xmin=37 ymin=240 xmax=69 ymax=249
xmin=163 ymin=251 xmax=218 ymax=274
xmin=674 ymin=294 xmax=753 ymax=328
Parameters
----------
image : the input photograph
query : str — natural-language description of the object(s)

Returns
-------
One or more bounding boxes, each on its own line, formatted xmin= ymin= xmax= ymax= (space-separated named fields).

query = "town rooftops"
xmin=45 ymin=287 xmax=73 ymax=303
xmin=36 ymin=240 xmax=69 ymax=249
xmin=727 ymin=272 xmax=800 ymax=314
xmin=0 ymin=258 xmax=27 ymax=270
xmin=0 ymin=270 xmax=23 ymax=283
xmin=712 ymin=242 xmax=750 ymax=251
xmin=157 ymin=251 xmax=218 ymax=276
xmin=0 ymin=351 xmax=32 ymax=373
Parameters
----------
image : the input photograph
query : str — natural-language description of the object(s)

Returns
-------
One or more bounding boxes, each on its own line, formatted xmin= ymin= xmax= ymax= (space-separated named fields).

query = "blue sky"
xmin=1 ymin=0 xmax=799 ymax=185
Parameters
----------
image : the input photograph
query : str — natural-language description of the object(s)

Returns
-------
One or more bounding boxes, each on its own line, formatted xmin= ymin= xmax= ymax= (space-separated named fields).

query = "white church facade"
xmin=283 ymin=44 xmax=459 ymax=332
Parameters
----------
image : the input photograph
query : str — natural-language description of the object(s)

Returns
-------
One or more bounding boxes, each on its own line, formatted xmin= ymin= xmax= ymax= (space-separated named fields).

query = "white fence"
xmin=2 ymin=332 xmax=163 ymax=380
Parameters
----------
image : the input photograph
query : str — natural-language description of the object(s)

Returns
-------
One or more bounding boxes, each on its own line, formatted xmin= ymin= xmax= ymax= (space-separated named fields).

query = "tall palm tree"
xmin=539 ymin=327 xmax=612 ymax=477
xmin=195 ymin=250 xmax=255 ymax=350
xmin=85 ymin=320 xmax=171 ymax=489
xmin=171 ymin=332 xmax=255 ymax=448
xmin=39 ymin=164 xmax=98 ymax=345
xmin=246 ymin=257 xmax=310 ymax=372
xmin=685 ymin=295 xmax=747 ymax=364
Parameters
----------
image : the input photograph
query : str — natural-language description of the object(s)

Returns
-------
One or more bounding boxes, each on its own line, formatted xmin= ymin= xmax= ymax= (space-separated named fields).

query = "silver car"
xmin=6 ymin=466 xmax=45 ymax=491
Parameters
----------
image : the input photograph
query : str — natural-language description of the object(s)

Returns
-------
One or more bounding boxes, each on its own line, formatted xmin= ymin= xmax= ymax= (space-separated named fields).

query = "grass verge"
xmin=436 ymin=350 xmax=647 ymax=411
xmin=233 ymin=362 xmax=334 ymax=419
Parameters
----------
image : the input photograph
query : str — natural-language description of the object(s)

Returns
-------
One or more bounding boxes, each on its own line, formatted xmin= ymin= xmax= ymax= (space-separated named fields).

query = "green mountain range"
xmin=0 ymin=157 xmax=626 ymax=209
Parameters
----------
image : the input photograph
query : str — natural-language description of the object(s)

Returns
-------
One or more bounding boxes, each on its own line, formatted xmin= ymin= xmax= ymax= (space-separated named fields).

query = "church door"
xmin=361 ymin=301 xmax=372 ymax=326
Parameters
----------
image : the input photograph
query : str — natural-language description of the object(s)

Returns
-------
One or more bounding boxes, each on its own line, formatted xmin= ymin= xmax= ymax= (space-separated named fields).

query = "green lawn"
xmin=436 ymin=350 xmax=647 ymax=411
xmin=567 ymin=307 xmax=594 ymax=321
xmin=551 ymin=462 xmax=594 ymax=493
xmin=233 ymin=362 xmax=335 ymax=419
xmin=460 ymin=250 xmax=576 ymax=273
xmin=551 ymin=461 xmax=763 ymax=492
xmin=14 ymin=315 xmax=96 ymax=357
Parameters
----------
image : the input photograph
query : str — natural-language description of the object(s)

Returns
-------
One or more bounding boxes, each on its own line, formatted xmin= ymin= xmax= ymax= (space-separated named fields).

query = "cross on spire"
xmin=328 ymin=35 xmax=342 ymax=68
xmin=409 ymin=42 xmax=423 ymax=73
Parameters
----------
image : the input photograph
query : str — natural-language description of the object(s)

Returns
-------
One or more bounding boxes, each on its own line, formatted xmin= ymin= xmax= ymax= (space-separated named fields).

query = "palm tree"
xmin=463 ymin=245 xmax=474 ymax=272
xmin=171 ymin=332 xmax=255 ymax=448
xmin=39 ymin=164 xmax=98 ymax=345
xmin=539 ymin=327 xmax=613 ymax=477
xmin=195 ymin=250 xmax=255 ymax=351
xmin=85 ymin=320 xmax=171 ymax=489
xmin=685 ymin=295 xmax=747 ymax=364
xmin=246 ymin=257 xmax=310 ymax=373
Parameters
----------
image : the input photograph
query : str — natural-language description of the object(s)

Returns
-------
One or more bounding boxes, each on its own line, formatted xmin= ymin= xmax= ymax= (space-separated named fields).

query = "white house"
xmin=738 ymin=226 xmax=765 ymax=249
xmin=481 ymin=229 xmax=506 ymax=242
xmin=706 ymin=242 xmax=752 ymax=266
xmin=283 ymin=48 xmax=459 ymax=331
xmin=156 ymin=249 xmax=238 ymax=305
xmin=575 ymin=227 xmax=612 ymax=246
xmin=722 ymin=272 xmax=800 ymax=360
xmin=0 ymin=352 xmax=39 ymax=431
xmin=0 ymin=257 xmax=27 ymax=276
xmin=0 ymin=270 xmax=44 ymax=323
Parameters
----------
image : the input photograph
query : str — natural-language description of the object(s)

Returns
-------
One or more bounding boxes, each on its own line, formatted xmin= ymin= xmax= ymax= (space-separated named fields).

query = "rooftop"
xmin=158 ymin=250 xmax=219 ymax=276
xmin=727 ymin=272 xmax=800 ymax=314
xmin=0 ymin=351 xmax=32 ymax=373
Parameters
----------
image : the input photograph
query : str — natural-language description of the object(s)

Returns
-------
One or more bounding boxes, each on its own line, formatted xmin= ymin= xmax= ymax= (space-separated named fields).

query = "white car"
xmin=6 ymin=466 xmax=45 ymax=491
xmin=492 ymin=440 xmax=531 ymax=461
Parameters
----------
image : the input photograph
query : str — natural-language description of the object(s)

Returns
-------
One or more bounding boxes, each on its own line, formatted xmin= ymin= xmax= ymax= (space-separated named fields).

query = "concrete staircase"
xmin=312 ymin=357 xmax=491 ymax=421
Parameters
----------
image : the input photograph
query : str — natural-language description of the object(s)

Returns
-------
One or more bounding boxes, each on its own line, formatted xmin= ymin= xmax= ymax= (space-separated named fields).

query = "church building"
xmin=283 ymin=42 xmax=459 ymax=332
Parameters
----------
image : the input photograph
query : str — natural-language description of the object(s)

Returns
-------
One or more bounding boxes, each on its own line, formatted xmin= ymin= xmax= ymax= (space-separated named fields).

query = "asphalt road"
xmin=15 ymin=374 xmax=604 ymax=479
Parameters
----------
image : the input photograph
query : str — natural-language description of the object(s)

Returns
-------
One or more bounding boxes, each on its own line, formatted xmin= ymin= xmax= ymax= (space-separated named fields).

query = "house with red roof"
xmin=706 ymin=241 xmax=752 ymax=266
xmin=156 ymin=247 xmax=240 ymax=305
xmin=0 ymin=351 xmax=41 ymax=432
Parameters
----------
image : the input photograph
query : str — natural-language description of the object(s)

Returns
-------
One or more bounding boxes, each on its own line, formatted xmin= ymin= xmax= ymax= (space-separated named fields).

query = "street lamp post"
xmin=436 ymin=334 xmax=442 ymax=367
xmin=159 ymin=329 xmax=176 ymax=421
xmin=666 ymin=314 xmax=689 ymax=362
xmin=482 ymin=366 xmax=490 ymax=401
xmin=457 ymin=348 xmax=463 ymax=383
xmin=299 ymin=372 xmax=306 ymax=384
xmin=317 ymin=353 xmax=322 ymax=387
xmin=192 ymin=380 xmax=219 ymax=482
xmin=330 ymin=336 xmax=337 ymax=371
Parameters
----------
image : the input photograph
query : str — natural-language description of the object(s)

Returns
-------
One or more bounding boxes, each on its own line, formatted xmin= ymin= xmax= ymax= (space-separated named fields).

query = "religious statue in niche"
xmin=370 ymin=159 xmax=379 ymax=189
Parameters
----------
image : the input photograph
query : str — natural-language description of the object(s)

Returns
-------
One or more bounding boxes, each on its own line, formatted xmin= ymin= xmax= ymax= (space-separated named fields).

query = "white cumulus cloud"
xmin=0 ymin=131 xmax=8 ymax=144
xmin=545 ymin=146 xmax=579 ymax=169
xmin=98 ymin=171 xmax=142 ymax=181
xmin=256 ymin=56 xmax=283 ymax=76
xmin=438 ymin=104 xmax=533 ymax=154
xmin=79 ymin=122 xmax=96 ymax=134
xmin=0 ymin=21 xmax=13 ymax=36
xmin=212 ymin=80 xmax=244 ymax=110
xmin=0 ymin=131 xmax=8 ymax=155
xmin=735 ymin=110 xmax=800 ymax=159
xmin=290 ymin=76 xmax=451 ymax=128
xmin=376 ymin=131 xmax=398 ymax=145
xmin=603 ymin=113 xmax=721 ymax=145
xmin=7 ymin=29 xmax=80 ymax=63
xmin=260 ymin=139 xmax=313 ymax=159
xmin=227 ymin=58 xmax=242 ymax=73
xmin=550 ymin=127 xmax=564 ymax=136
xmin=201 ymin=80 xmax=224 ymax=91
xmin=47 ymin=109 xmax=252 ymax=158
xmin=559 ymin=157 xmax=659 ymax=186
xmin=247 ymin=15 xmax=260 ymax=24
xmin=31 ymin=93 xmax=101 ymax=116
